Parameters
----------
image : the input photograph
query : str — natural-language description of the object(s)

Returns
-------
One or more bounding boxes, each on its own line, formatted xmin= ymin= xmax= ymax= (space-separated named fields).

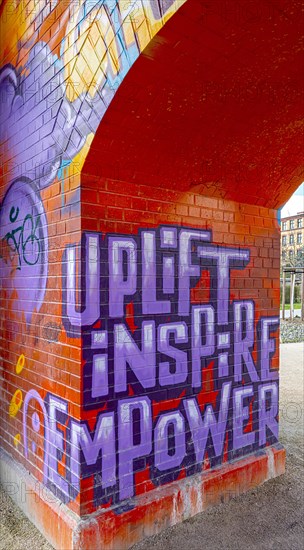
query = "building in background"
xmin=281 ymin=211 xmax=304 ymax=267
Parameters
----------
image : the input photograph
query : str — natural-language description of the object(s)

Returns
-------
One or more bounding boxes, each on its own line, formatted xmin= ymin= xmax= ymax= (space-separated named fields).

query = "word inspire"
xmin=24 ymin=226 xmax=279 ymax=506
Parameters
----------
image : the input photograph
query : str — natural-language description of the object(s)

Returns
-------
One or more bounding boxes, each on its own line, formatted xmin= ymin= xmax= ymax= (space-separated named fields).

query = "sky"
xmin=281 ymin=182 xmax=304 ymax=218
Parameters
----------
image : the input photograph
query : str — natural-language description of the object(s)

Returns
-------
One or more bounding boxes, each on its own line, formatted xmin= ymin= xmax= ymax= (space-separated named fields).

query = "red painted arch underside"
xmin=83 ymin=0 xmax=304 ymax=208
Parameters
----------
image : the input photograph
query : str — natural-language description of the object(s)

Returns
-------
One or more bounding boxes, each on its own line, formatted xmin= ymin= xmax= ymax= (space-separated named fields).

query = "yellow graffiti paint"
xmin=64 ymin=3 xmax=120 ymax=101
xmin=63 ymin=0 xmax=186 ymax=102
xmin=16 ymin=353 xmax=25 ymax=374
xmin=13 ymin=434 xmax=21 ymax=447
xmin=9 ymin=389 xmax=23 ymax=417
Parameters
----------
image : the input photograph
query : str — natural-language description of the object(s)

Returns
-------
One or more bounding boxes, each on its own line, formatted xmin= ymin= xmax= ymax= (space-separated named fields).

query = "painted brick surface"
xmin=0 ymin=1 xmax=303 ymax=548
xmin=79 ymin=174 xmax=282 ymax=517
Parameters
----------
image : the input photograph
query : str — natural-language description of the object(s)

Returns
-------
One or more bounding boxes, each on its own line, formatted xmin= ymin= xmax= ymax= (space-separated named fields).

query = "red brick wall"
xmin=78 ymin=172 xmax=280 ymax=514
xmin=0 ymin=0 xmax=302 ymax=547
xmin=0 ymin=0 xmax=186 ymax=519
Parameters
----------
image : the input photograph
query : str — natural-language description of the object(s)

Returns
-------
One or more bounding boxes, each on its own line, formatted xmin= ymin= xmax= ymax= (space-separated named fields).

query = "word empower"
xmin=24 ymin=382 xmax=278 ymax=503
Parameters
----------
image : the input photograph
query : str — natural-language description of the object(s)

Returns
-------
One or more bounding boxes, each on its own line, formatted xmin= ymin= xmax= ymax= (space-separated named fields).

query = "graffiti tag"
xmin=3 ymin=206 xmax=41 ymax=271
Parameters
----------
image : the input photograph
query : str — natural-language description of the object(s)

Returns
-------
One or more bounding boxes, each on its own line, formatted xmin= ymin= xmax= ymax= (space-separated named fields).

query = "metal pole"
xmin=301 ymin=272 xmax=304 ymax=322
xmin=282 ymin=271 xmax=286 ymax=321
xmin=290 ymin=271 xmax=295 ymax=321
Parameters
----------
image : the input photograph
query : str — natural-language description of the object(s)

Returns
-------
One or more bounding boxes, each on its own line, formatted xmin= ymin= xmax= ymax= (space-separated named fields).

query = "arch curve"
xmin=83 ymin=0 xmax=304 ymax=208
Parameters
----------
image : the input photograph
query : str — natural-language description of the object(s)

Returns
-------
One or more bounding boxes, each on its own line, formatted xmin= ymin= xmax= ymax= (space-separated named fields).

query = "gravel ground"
xmin=1 ymin=343 xmax=303 ymax=550
xmin=280 ymin=319 xmax=304 ymax=343
xmin=0 ymin=490 xmax=52 ymax=550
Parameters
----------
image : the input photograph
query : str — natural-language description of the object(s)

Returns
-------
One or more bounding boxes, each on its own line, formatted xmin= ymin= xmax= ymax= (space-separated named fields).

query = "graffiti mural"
xmin=0 ymin=0 xmax=186 ymax=320
xmin=0 ymin=0 xmax=285 ymax=538
xmin=0 ymin=179 xmax=48 ymax=322
xmin=22 ymin=225 xmax=279 ymax=508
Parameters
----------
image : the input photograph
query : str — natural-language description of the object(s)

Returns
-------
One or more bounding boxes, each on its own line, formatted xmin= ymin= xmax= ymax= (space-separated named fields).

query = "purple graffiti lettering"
xmin=92 ymin=355 xmax=109 ymax=398
xmin=91 ymin=330 xmax=108 ymax=398
xmin=160 ymin=227 xmax=177 ymax=248
xmin=142 ymin=231 xmax=171 ymax=314
xmin=233 ymin=386 xmax=255 ymax=450
xmin=234 ymin=301 xmax=259 ymax=382
xmin=191 ymin=305 xmax=215 ymax=388
xmin=48 ymin=395 xmax=69 ymax=497
xmin=28 ymin=224 xmax=282 ymax=508
xmin=109 ymin=236 xmax=137 ymax=318
xmin=218 ymin=352 xmax=229 ymax=377
xmin=258 ymin=382 xmax=279 ymax=445
xmin=154 ymin=411 xmax=186 ymax=471
xmin=158 ymin=322 xmax=188 ymax=386
xmin=197 ymin=245 xmax=250 ymax=325
xmin=162 ymin=256 xmax=175 ymax=294
xmin=118 ymin=397 xmax=152 ymax=500
xmin=114 ymin=322 xmax=156 ymax=392
xmin=70 ymin=412 xmax=116 ymax=492
xmin=217 ymin=332 xmax=230 ymax=377
xmin=65 ymin=233 xmax=100 ymax=327
xmin=260 ymin=318 xmax=279 ymax=381
xmin=23 ymin=389 xmax=50 ymax=484
xmin=184 ymin=382 xmax=232 ymax=462
xmin=178 ymin=229 xmax=211 ymax=316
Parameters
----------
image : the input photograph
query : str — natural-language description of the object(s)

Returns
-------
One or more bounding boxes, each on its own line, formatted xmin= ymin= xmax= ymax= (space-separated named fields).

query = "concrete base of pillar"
xmin=0 ymin=445 xmax=286 ymax=550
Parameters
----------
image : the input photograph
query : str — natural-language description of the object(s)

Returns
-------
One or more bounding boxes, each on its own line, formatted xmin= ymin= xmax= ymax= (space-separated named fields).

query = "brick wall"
xmin=0 ymin=0 xmax=186 ymax=520
xmin=0 ymin=1 xmax=302 ymax=548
